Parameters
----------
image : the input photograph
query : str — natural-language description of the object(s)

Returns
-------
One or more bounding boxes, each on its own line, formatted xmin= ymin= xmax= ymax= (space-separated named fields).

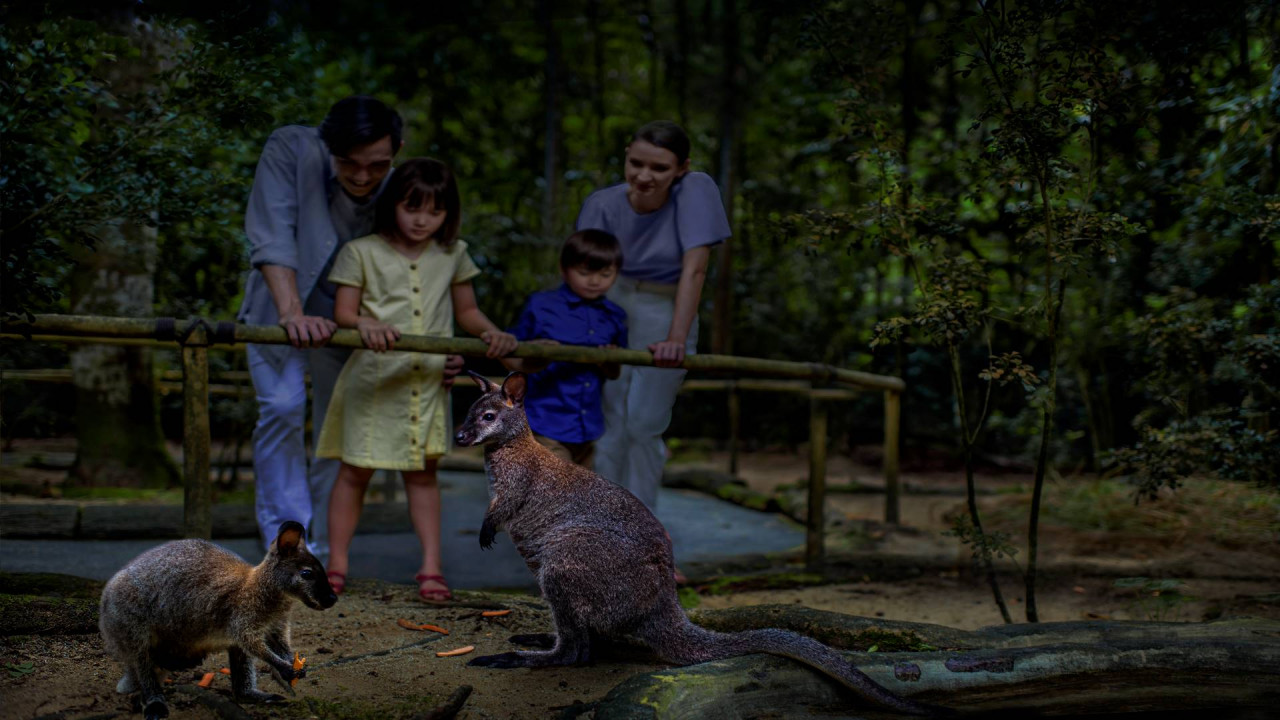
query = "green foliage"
xmin=5 ymin=661 xmax=36 ymax=679
xmin=1113 ymin=577 xmax=1194 ymax=622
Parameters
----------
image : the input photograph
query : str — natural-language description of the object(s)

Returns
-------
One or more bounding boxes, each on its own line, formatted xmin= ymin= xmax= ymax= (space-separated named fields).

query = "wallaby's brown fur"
xmin=99 ymin=521 xmax=336 ymax=720
xmin=455 ymin=372 xmax=948 ymax=716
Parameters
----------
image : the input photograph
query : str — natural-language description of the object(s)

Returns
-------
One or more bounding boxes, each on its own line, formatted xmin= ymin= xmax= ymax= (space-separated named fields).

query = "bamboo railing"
xmin=1 ymin=314 xmax=906 ymax=568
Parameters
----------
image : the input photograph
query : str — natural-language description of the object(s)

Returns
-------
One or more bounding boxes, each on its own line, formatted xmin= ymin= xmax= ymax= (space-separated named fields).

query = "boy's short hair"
xmin=320 ymin=96 xmax=403 ymax=157
xmin=561 ymin=229 xmax=623 ymax=272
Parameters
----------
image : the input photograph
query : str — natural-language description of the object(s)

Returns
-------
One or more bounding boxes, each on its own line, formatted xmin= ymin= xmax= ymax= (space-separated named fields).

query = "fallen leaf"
xmin=481 ymin=609 xmax=512 ymax=617
xmin=436 ymin=645 xmax=475 ymax=658
xmin=197 ymin=672 xmax=214 ymax=688
xmin=1073 ymin=586 xmax=1086 ymax=594
xmin=398 ymin=618 xmax=424 ymax=630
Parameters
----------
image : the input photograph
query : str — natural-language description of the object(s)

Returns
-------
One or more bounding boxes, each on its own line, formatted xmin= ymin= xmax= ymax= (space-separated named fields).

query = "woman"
xmin=575 ymin=121 xmax=731 ymax=510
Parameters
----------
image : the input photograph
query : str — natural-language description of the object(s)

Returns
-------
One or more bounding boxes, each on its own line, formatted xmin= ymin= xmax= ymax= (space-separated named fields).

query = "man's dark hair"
xmin=319 ymin=96 xmax=403 ymax=157
xmin=561 ymin=229 xmax=623 ymax=272
xmin=631 ymin=120 xmax=690 ymax=165
xmin=374 ymin=157 xmax=461 ymax=247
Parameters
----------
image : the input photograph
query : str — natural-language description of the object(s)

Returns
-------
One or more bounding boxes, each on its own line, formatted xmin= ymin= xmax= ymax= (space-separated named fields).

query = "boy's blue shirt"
xmin=508 ymin=283 xmax=628 ymax=444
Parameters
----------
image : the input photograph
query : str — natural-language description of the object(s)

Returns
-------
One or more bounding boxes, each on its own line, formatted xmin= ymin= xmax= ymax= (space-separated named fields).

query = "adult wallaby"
xmin=99 ymin=521 xmax=337 ymax=720
xmin=455 ymin=372 xmax=947 ymax=716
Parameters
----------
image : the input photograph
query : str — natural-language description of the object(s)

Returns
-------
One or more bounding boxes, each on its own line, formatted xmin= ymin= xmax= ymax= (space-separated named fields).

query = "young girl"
xmin=316 ymin=157 xmax=518 ymax=602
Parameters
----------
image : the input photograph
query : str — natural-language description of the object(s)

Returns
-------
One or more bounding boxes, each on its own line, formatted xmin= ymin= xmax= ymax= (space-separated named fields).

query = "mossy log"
xmin=594 ymin=607 xmax=1280 ymax=718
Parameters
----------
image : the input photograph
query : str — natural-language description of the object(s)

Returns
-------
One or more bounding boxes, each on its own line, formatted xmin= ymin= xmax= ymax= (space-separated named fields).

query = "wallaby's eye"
xmin=483 ymin=412 xmax=496 ymax=421
xmin=300 ymin=568 xmax=314 ymax=579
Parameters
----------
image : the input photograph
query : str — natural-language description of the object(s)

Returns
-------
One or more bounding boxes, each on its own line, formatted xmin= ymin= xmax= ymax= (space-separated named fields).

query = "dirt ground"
xmin=3 ymin=445 xmax=1279 ymax=719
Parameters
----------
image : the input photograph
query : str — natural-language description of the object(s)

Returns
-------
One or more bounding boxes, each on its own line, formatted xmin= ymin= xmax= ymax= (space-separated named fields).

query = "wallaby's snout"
xmin=456 ymin=371 xmax=529 ymax=448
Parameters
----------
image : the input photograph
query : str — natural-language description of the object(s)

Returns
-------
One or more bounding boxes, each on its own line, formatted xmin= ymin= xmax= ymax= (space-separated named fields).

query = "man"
xmin=239 ymin=95 xmax=460 ymax=563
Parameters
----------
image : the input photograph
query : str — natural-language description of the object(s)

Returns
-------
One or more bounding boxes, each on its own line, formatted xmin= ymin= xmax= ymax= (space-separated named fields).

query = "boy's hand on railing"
xmin=480 ymin=330 xmax=519 ymax=358
xmin=441 ymin=354 xmax=464 ymax=388
xmin=356 ymin=319 xmax=400 ymax=352
xmin=279 ymin=313 xmax=336 ymax=349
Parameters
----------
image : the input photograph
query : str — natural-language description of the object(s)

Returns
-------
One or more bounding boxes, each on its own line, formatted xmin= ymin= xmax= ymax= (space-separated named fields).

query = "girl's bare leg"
xmin=403 ymin=459 xmax=445 ymax=595
xmin=327 ymin=462 xmax=375 ymax=578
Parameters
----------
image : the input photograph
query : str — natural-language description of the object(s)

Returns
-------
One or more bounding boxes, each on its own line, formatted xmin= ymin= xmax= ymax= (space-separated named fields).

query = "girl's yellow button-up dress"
xmin=316 ymin=234 xmax=481 ymax=469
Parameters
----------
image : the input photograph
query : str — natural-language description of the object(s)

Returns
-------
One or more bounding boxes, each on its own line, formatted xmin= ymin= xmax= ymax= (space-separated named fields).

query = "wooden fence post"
xmin=727 ymin=380 xmax=741 ymax=475
xmin=884 ymin=389 xmax=901 ymax=525
xmin=182 ymin=326 xmax=212 ymax=539
xmin=805 ymin=392 xmax=828 ymax=570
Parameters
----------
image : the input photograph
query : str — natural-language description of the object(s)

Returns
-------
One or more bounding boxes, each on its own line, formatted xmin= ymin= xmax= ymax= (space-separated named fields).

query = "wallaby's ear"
xmin=501 ymin=372 xmax=527 ymax=408
xmin=274 ymin=521 xmax=306 ymax=556
xmin=467 ymin=370 xmax=496 ymax=394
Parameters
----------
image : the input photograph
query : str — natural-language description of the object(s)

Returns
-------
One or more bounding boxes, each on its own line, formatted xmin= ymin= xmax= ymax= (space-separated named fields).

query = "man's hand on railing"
xmin=279 ymin=313 xmax=337 ymax=348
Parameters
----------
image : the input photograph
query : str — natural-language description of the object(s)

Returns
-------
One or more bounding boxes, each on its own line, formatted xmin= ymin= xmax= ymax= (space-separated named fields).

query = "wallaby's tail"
xmin=643 ymin=609 xmax=950 ymax=717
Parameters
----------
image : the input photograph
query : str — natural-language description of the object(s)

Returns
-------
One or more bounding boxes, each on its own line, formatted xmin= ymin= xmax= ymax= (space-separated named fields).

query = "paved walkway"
xmin=0 ymin=470 xmax=803 ymax=589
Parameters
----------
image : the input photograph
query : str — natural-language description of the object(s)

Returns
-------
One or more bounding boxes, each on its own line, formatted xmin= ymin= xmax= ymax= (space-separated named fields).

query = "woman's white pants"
xmin=593 ymin=279 xmax=697 ymax=509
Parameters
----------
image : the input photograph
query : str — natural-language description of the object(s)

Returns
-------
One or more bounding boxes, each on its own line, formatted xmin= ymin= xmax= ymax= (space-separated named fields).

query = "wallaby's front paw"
xmin=237 ymin=688 xmax=288 ymax=704
xmin=267 ymin=665 xmax=297 ymax=695
xmin=468 ymin=651 xmax=526 ymax=669
xmin=479 ymin=518 xmax=497 ymax=550
xmin=143 ymin=698 xmax=169 ymax=720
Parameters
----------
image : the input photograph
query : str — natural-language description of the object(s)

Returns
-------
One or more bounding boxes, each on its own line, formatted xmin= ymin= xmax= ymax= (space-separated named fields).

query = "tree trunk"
xmin=67 ymin=12 xmax=178 ymax=489
xmin=539 ymin=0 xmax=561 ymax=240
xmin=595 ymin=608 xmax=1280 ymax=718
xmin=712 ymin=0 xmax=740 ymax=356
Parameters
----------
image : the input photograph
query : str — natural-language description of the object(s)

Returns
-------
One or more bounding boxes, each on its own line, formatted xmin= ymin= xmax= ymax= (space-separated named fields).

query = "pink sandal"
xmin=415 ymin=573 xmax=452 ymax=602
xmin=327 ymin=571 xmax=347 ymax=596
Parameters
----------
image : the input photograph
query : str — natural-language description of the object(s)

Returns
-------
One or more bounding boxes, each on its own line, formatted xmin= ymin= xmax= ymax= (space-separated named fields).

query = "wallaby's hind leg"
xmin=229 ymin=647 xmax=286 ymax=704
xmin=508 ymin=632 xmax=556 ymax=648
xmin=127 ymin=656 xmax=168 ymax=720
xmin=471 ymin=598 xmax=591 ymax=669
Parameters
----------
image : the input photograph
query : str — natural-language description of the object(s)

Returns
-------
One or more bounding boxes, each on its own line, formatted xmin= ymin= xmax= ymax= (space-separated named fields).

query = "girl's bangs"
xmin=399 ymin=181 xmax=445 ymax=211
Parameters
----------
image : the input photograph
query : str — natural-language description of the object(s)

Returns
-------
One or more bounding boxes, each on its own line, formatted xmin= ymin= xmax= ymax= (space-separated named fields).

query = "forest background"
xmin=2 ymin=0 xmax=1278 ymax=507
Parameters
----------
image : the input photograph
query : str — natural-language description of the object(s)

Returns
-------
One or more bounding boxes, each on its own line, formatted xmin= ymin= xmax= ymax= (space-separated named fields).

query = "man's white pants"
xmin=593 ymin=279 xmax=698 ymax=509
xmin=247 ymin=344 xmax=349 ymax=565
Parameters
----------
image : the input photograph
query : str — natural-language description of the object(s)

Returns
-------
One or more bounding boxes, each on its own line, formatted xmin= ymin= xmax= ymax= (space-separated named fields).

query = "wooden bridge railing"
xmin=1 ymin=314 xmax=906 ymax=569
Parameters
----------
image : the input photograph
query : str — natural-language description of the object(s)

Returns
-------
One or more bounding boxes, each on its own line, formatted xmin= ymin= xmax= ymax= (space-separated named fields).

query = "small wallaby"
xmin=99 ymin=521 xmax=337 ymax=720
xmin=454 ymin=372 xmax=948 ymax=717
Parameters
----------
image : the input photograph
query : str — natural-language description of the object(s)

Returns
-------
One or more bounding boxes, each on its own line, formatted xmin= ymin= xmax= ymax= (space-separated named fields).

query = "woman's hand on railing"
xmin=648 ymin=339 xmax=686 ymax=368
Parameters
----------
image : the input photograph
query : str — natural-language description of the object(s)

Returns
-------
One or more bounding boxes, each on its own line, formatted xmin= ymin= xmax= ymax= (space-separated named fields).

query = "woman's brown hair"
xmin=374 ymin=157 xmax=461 ymax=246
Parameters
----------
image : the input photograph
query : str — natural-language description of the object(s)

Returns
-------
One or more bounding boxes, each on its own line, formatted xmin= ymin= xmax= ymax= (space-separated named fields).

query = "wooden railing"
xmin=1 ymin=314 xmax=906 ymax=569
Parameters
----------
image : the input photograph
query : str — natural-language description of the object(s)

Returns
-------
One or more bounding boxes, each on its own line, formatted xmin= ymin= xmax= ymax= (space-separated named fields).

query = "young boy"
xmin=507 ymin=229 xmax=627 ymax=468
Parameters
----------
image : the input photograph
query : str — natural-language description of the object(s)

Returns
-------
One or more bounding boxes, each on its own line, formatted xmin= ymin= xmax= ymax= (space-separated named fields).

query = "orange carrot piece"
xmin=435 ymin=645 xmax=475 ymax=658
xmin=218 ymin=668 xmax=230 ymax=675
xmin=197 ymin=672 xmax=214 ymax=688
xmin=418 ymin=623 xmax=450 ymax=635
xmin=293 ymin=652 xmax=306 ymax=671
xmin=397 ymin=617 xmax=424 ymax=630
xmin=481 ymin=609 xmax=511 ymax=617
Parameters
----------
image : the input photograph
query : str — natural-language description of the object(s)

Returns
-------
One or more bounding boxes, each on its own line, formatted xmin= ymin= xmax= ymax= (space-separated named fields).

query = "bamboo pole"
xmin=2 ymin=316 xmax=905 ymax=391
xmin=884 ymin=389 xmax=901 ymax=525
xmin=182 ymin=327 xmax=212 ymax=539
xmin=806 ymin=393 xmax=828 ymax=570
